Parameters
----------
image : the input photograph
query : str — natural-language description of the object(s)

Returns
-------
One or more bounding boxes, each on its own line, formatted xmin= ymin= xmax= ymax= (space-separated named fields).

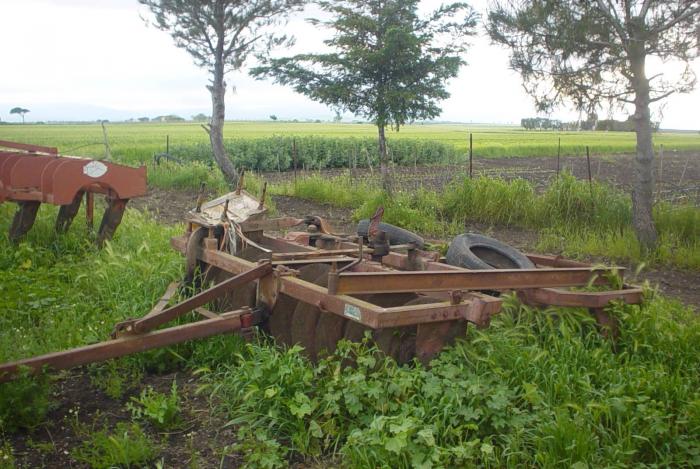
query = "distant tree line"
xmin=521 ymin=115 xmax=660 ymax=132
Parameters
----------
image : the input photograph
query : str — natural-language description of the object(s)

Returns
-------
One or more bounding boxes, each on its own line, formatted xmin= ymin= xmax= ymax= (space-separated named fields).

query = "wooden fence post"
xmin=556 ymin=137 xmax=561 ymax=177
xmin=292 ymin=138 xmax=298 ymax=186
xmin=585 ymin=146 xmax=594 ymax=201
xmin=469 ymin=132 xmax=473 ymax=179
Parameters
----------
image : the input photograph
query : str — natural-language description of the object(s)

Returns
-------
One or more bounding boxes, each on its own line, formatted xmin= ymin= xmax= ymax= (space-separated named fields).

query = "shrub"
xmin=72 ymin=422 xmax=157 ymax=469
xmin=0 ymin=369 xmax=52 ymax=433
xmin=127 ymin=380 xmax=182 ymax=431
xmin=169 ymin=136 xmax=459 ymax=172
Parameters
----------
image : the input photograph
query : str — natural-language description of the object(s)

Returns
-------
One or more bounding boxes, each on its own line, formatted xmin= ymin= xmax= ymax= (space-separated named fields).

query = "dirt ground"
xmin=128 ymin=187 xmax=207 ymax=225
xmin=8 ymin=371 xmax=241 ymax=468
xmin=263 ymin=151 xmax=700 ymax=203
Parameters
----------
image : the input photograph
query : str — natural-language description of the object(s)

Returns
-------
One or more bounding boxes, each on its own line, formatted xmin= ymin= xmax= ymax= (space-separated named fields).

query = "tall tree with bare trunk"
xmin=139 ymin=0 xmax=305 ymax=187
xmin=487 ymin=0 xmax=699 ymax=250
xmin=251 ymin=0 xmax=476 ymax=194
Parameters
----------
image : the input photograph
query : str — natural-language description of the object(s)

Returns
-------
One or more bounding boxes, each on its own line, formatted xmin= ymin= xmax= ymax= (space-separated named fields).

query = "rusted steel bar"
xmin=525 ymin=253 xmax=591 ymax=268
xmin=375 ymin=293 xmax=501 ymax=328
xmin=0 ymin=140 xmax=58 ymax=154
xmin=97 ymin=198 xmax=127 ymax=246
xmin=327 ymin=267 xmax=619 ymax=295
xmin=272 ymin=248 xmax=375 ymax=259
xmin=130 ymin=262 xmax=272 ymax=334
xmin=85 ymin=191 xmax=94 ymax=230
xmin=518 ymin=286 xmax=642 ymax=308
xmin=55 ymin=191 xmax=83 ymax=233
xmin=144 ymin=281 xmax=181 ymax=318
xmin=0 ymin=310 xmax=248 ymax=382
xmin=272 ymin=257 xmax=357 ymax=266
xmin=9 ymin=201 xmax=41 ymax=242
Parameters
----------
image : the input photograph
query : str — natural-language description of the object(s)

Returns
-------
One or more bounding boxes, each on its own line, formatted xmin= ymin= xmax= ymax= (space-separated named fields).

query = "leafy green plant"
xmin=204 ymin=294 xmax=700 ymax=468
xmin=72 ymin=422 xmax=157 ymax=469
xmin=127 ymin=381 xmax=182 ymax=431
xmin=0 ymin=368 xmax=52 ymax=433
xmin=0 ymin=441 xmax=15 ymax=469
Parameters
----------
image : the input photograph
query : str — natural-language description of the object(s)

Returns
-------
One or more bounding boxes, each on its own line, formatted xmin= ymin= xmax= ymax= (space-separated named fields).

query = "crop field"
xmin=1 ymin=123 xmax=699 ymax=468
xmin=1 ymin=122 xmax=700 ymax=163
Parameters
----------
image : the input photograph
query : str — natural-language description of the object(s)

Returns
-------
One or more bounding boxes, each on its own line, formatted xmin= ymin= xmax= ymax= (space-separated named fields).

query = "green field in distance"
xmin=1 ymin=121 xmax=698 ymax=162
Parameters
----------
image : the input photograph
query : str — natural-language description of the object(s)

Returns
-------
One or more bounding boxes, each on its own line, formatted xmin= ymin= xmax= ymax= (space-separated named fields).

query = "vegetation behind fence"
xmin=169 ymin=136 xmax=460 ymax=171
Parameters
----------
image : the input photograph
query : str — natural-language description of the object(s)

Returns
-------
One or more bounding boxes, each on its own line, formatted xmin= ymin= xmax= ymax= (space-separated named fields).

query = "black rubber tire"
xmin=446 ymin=233 xmax=535 ymax=270
xmin=357 ymin=219 xmax=425 ymax=249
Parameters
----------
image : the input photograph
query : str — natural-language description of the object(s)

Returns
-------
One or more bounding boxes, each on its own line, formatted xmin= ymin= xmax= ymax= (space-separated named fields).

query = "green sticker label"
xmin=343 ymin=304 xmax=362 ymax=321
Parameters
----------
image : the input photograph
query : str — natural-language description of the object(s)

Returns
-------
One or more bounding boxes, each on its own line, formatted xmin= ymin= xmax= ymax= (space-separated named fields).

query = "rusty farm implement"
xmin=0 ymin=177 xmax=643 ymax=382
xmin=0 ymin=140 xmax=146 ymax=245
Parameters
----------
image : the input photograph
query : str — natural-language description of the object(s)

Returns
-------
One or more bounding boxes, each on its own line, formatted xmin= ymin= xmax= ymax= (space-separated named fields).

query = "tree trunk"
xmin=208 ymin=61 xmax=239 ymax=188
xmin=630 ymin=47 xmax=658 ymax=250
xmin=377 ymin=124 xmax=392 ymax=194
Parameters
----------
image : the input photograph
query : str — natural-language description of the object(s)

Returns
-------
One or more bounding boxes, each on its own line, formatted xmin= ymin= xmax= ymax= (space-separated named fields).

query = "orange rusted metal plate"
xmin=0 ymin=141 xmax=147 ymax=206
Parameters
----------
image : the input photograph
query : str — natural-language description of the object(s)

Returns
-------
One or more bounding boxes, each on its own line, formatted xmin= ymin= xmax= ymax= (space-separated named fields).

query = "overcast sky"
xmin=1 ymin=0 xmax=698 ymax=129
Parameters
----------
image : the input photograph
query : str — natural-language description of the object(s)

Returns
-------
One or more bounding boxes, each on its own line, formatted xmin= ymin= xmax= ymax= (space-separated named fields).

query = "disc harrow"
xmin=0 ymin=181 xmax=644 ymax=382
xmin=0 ymin=140 xmax=146 ymax=245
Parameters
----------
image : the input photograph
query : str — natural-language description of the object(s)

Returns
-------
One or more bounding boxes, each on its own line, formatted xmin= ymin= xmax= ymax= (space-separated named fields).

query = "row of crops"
xmin=168 ymin=136 xmax=460 ymax=171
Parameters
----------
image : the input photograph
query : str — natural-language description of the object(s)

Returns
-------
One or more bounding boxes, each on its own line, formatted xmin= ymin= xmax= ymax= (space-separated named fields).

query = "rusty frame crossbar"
xmin=326 ymin=267 xmax=618 ymax=295
xmin=0 ymin=309 xmax=249 ymax=382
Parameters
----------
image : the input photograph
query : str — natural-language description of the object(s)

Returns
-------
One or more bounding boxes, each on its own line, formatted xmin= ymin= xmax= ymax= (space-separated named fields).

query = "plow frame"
xmin=0 ymin=196 xmax=644 ymax=382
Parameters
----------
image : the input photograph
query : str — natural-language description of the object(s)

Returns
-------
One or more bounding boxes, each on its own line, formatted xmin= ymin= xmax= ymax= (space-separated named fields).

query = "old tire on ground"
xmin=268 ymin=264 xmax=331 ymax=348
xmin=357 ymin=219 xmax=425 ymax=249
xmin=446 ymin=233 xmax=535 ymax=270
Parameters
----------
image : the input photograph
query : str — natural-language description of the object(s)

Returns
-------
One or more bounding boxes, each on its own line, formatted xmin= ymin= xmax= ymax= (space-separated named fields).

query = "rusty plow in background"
xmin=0 ymin=140 xmax=147 ymax=245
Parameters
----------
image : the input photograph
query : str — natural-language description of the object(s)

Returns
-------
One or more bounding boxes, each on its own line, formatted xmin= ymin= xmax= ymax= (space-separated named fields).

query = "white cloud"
xmin=0 ymin=0 xmax=698 ymax=129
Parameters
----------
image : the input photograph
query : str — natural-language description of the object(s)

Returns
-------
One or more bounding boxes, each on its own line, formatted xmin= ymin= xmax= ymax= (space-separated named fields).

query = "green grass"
xmin=0 ymin=203 xmax=183 ymax=365
xmin=274 ymin=173 xmax=700 ymax=269
xmin=1 ymin=122 xmax=698 ymax=164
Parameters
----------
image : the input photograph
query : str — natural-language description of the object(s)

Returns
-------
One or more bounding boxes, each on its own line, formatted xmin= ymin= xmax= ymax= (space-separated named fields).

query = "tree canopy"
xmin=487 ymin=0 xmax=699 ymax=115
xmin=254 ymin=0 xmax=476 ymax=130
xmin=251 ymin=0 xmax=476 ymax=191
xmin=9 ymin=107 xmax=29 ymax=124
xmin=139 ymin=0 xmax=305 ymax=186
xmin=487 ymin=0 xmax=699 ymax=248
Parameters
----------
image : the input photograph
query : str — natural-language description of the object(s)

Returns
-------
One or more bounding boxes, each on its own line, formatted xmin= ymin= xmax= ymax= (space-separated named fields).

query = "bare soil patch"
xmin=7 ymin=370 xmax=239 ymax=468
xmin=128 ymin=187 xmax=206 ymax=225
